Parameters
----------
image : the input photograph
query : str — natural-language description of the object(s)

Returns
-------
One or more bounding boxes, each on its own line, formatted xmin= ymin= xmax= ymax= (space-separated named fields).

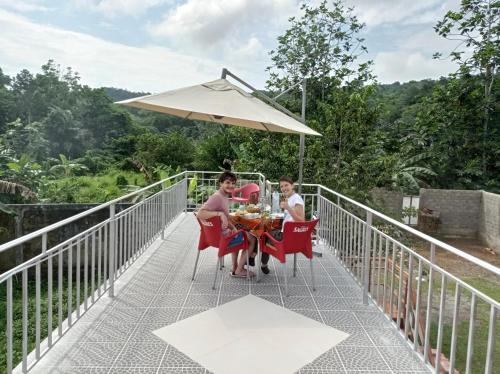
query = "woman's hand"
xmin=280 ymin=200 xmax=289 ymax=211
xmin=219 ymin=212 xmax=229 ymax=229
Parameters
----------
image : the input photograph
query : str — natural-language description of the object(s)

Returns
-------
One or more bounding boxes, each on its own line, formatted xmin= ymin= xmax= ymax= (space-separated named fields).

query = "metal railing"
xmin=1 ymin=171 xmax=498 ymax=374
xmin=312 ymin=185 xmax=499 ymax=374
xmin=0 ymin=172 xmax=187 ymax=373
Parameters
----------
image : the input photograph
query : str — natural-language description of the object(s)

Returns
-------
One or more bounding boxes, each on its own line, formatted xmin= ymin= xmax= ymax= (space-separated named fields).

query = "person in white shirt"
xmin=260 ymin=176 xmax=305 ymax=274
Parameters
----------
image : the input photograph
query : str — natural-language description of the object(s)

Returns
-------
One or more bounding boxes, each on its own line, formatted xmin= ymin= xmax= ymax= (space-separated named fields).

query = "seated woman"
xmin=197 ymin=171 xmax=257 ymax=278
xmin=261 ymin=175 xmax=305 ymax=274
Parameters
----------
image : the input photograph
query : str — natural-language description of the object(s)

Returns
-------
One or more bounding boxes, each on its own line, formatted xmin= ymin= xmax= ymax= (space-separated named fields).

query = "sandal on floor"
xmin=230 ymin=270 xmax=255 ymax=278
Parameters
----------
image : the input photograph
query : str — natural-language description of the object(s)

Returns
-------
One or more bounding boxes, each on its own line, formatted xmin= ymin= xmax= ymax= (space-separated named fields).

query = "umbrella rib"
xmin=184 ymin=111 xmax=193 ymax=119
xmin=260 ymin=122 xmax=271 ymax=132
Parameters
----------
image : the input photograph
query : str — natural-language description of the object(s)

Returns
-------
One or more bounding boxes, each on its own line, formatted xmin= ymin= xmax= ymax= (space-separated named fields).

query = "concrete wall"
xmin=479 ymin=191 xmax=500 ymax=252
xmin=419 ymin=189 xmax=500 ymax=253
xmin=419 ymin=189 xmax=482 ymax=237
xmin=0 ymin=204 xmax=131 ymax=273
xmin=370 ymin=188 xmax=403 ymax=220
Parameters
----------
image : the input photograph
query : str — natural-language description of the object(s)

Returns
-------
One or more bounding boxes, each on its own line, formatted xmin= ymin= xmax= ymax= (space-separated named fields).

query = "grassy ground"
xmin=427 ymin=277 xmax=500 ymax=373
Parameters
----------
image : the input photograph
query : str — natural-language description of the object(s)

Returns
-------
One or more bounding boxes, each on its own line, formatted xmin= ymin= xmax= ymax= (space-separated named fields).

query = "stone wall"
xmin=479 ymin=191 xmax=500 ymax=252
xmin=419 ymin=189 xmax=482 ymax=237
xmin=370 ymin=187 xmax=403 ymax=220
xmin=0 ymin=204 xmax=131 ymax=273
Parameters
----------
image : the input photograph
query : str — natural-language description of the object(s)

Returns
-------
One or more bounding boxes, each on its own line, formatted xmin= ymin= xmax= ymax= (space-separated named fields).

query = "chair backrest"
xmin=282 ymin=219 xmax=319 ymax=257
xmin=233 ymin=183 xmax=260 ymax=201
xmin=196 ymin=216 xmax=222 ymax=249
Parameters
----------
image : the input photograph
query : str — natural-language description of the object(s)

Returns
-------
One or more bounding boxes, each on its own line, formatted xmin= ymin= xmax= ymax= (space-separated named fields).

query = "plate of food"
xmin=243 ymin=213 xmax=260 ymax=219
xmin=271 ymin=212 xmax=284 ymax=219
xmin=246 ymin=204 xmax=261 ymax=213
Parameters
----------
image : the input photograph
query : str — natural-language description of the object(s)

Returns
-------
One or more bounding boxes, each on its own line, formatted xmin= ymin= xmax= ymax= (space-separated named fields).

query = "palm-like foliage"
xmin=49 ymin=154 xmax=88 ymax=177
xmin=391 ymin=153 xmax=436 ymax=193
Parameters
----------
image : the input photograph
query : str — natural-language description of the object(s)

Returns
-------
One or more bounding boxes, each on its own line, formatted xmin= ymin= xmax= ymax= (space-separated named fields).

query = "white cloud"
xmin=0 ymin=0 xmax=51 ymax=13
xmin=346 ymin=0 xmax=460 ymax=27
xmin=72 ymin=0 xmax=171 ymax=17
xmin=150 ymin=0 xmax=296 ymax=45
xmin=374 ymin=51 xmax=457 ymax=83
xmin=0 ymin=9 xmax=266 ymax=92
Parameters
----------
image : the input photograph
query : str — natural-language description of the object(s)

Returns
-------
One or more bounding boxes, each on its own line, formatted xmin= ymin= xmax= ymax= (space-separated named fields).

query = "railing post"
xmin=184 ymin=176 xmax=188 ymax=213
xmin=108 ymin=203 xmax=116 ymax=298
xmin=362 ymin=211 xmax=373 ymax=305
xmin=161 ymin=183 xmax=166 ymax=240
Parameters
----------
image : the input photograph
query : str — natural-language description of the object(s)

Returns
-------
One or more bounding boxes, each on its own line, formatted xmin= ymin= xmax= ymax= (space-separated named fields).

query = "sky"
xmin=0 ymin=0 xmax=461 ymax=93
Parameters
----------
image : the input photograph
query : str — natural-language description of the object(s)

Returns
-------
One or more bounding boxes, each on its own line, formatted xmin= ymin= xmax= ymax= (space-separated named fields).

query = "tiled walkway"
xmin=26 ymin=213 xmax=430 ymax=374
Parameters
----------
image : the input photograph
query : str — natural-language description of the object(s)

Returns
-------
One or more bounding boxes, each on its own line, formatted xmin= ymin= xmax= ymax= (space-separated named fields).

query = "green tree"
xmin=134 ymin=132 xmax=195 ymax=170
xmin=193 ymin=132 xmax=238 ymax=171
xmin=0 ymin=68 xmax=14 ymax=132
xmin=250 ymin=0 xmax=379 ymax=196
xmin=267 ymin=0 xmax=373 ymax=94
xmin=434 ymin=0 xmax=500 ymax=175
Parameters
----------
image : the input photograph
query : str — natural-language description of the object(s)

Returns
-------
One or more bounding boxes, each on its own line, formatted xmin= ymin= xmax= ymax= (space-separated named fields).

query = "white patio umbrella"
xmin=116 ymin=73 xmax=321 ymax=198
xmin=116 ymin=78 xmax=320 ymax=136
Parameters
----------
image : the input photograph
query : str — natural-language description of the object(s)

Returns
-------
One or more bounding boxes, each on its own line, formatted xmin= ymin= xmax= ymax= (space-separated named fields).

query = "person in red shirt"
xmin=197 ymin=171 xmax=257 ymax=277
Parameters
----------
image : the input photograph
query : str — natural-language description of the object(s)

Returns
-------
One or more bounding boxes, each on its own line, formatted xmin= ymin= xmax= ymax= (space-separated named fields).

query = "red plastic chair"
xmin=259 ymin=219 xmax=319 ymax=296
xmin=193 ymin=215 xmax=250 ymax=289
xmin=231 ymin=183 xmax=260 ymax=204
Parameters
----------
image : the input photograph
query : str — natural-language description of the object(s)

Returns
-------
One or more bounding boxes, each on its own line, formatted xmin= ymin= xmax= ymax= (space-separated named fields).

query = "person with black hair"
xmin=197 ymin=171 xmax=257 ymax=278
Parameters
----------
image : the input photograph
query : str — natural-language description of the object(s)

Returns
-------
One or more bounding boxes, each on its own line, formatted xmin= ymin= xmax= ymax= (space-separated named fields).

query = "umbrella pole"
xmin=298 ymin=78 xmax=306 ymax=194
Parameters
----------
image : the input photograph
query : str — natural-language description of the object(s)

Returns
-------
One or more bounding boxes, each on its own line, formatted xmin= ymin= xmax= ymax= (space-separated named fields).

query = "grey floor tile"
xmin=112 ymin=292 xmax=155 ymax=308
xmin=378 ymin=346 xmax=429 ymax=372
xmin=178 ymin=307 xmax=209 ymax=320
xmin=302 ymin=347 xmax=345 ymax=372
xmin=283 ymin=296 xmax=317 ymax=310
xmin=258 ymin=295 xmax=284 ymax=307
xmin=290 ymin=309 xmax=323 ymax=323
xmin=311 ymin=285 xmax=342 ymax=297
xmin=161 ymin=345 xmax=203 ymax=368
xmin=33 ymin=368 xmax=110 ymax=374
xmin=109 ymin=368 xmax=159 ymax=374
xmin=280 ymin=285 xmax=313 ymax=297
xmin=184 ymin=294 xmax=218 ymax=308
xmin=151 ymin=293 xmax=187 ymax=308
xmin=130 ymin=324 xmax=169 ymax=342
xmin=320 ymin=311 xmax=362 ymax=328
xmin=336 ymin=346 xmax=390 ymax=371
xmin=86 ymin=322 xmax=137 ymax=342
xmin=43 ymin=342 xmax=125 ymax=367
xmin=220 ymin=282 xmax=250 ymax=296
xmin=250 ymin=284 xmax=281 ymax=296
xmin=114 ymin=342 xmax=167 ymax=367
xmin=365 ymin=327 xmax=408 ymax=346
xmin=140 ymin=307 xmax=181 ymax=324
xmin=336 ymin=286 xmax=363 ymax=297
xmin=354 ymin=311 xmax=393 ymax=328
xmin=218 ymin=294 xmax=242 ymax=305
xmin=97 ymin=307 xmax=147 ymax=324
xmin=336 ymin=325 xmax=374 ymax=347
xmin=158 ymin=369 xmax=207 ymax=374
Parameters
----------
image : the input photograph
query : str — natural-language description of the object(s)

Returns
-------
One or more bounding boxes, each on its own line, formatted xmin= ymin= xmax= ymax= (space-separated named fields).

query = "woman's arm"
xmin=281 ymin=201 xmax=305 ymax=221
xmin=288 ymin=203 xmax=305 ymax=221
xmin=197 ymin=209 xmax=229 ymax=228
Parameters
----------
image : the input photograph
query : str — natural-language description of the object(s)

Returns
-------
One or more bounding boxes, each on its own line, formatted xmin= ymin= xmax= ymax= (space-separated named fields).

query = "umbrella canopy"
xmin=116 ymin=79 xmax=321 ymax=136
